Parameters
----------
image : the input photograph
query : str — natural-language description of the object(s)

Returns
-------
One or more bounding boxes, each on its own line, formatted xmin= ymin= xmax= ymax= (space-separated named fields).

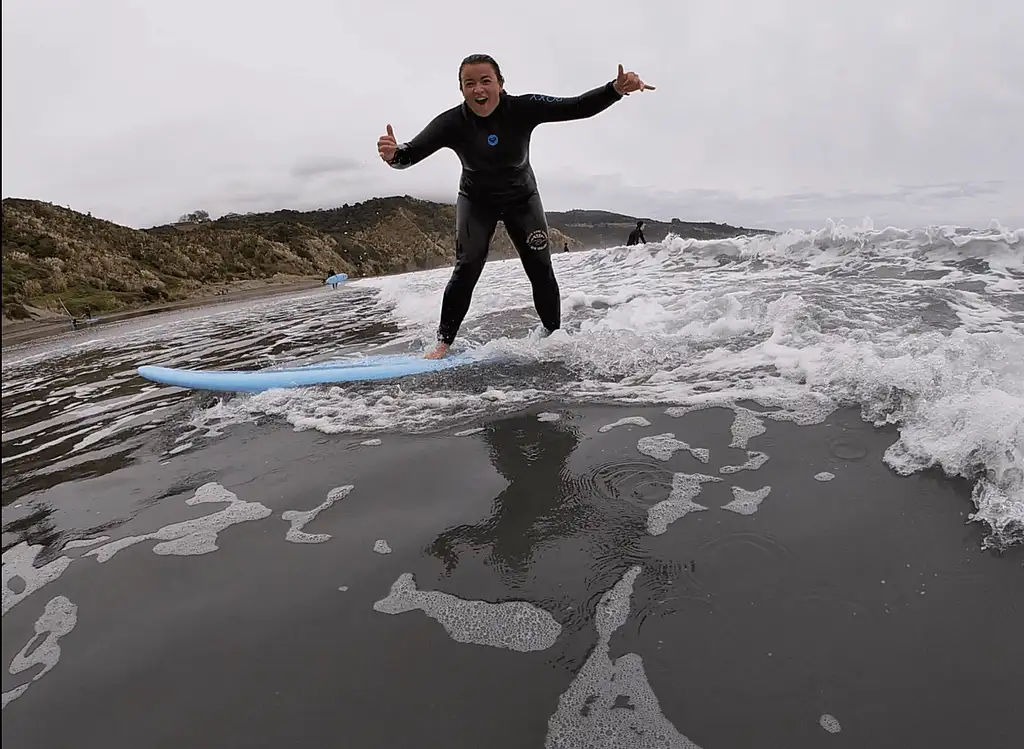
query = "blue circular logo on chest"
xmin=487 ymin=134 xmax=498 ymax=146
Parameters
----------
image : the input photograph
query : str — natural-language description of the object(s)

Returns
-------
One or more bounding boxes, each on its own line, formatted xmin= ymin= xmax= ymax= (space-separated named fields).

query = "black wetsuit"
xmin=626 ymin=226 xmax=646 ymax=246
xmin=388 ymin=81 xmax=623 ymax=344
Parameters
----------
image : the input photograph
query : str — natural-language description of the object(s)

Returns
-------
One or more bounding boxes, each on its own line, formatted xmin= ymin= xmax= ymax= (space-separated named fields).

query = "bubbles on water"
xmin=2 ymin=595 xmax=78 ymax=710
xmin=282 ymin=485 xmax=352 ymax=544
xmin=719 ymin=451 xmax=769 ymax=475
xmin=359 ymin=438 xmax=383 ymax=447
xmin=544 ymin=566 xmax=702 ymax=748
xmin=537 ymin=412 xmax=561 ymax=422
xmin=373 ymin=572 xmax=562 ymax=652
xmin=373 ymin=540 xmax=392 ymax=555
xmin=637 ymin=434 xmax=710 ymax=464
xmin=598 ymin=416 xmax=652 ymax=433
xmin=83 ymin=483 xmax=271 ymax=562
xmin=647 ymin=473 xmax=721 ymax=536
xmin=819 ymin=713 xmax=842 ymax=733
xmin=721 ymin=485 xmax=772 ymax=516
xmin=2 ymin=543 xmax=72 ymax=617
xmin=815 ymin=472 xmax=836 ymax=482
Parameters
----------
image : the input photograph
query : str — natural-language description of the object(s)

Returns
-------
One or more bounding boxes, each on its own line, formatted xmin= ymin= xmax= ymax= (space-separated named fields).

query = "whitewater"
xmin=2 ymin=219 xmax=1022 ymax=550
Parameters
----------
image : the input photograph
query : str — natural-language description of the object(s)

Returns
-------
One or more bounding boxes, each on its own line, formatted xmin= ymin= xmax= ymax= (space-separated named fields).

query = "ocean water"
xmin=2 ymin=219 xmax=1022 ymax=550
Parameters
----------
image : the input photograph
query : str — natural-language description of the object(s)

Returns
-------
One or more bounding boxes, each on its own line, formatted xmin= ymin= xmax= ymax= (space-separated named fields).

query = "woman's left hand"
xmin=613 ymin=64 xmax=655 ymax=95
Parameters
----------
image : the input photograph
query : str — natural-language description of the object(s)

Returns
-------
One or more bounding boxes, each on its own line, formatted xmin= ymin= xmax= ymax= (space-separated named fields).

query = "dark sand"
xmin=1 ymin=277 xmax=324 ymax=349
xmin=2 ymin=403 xmax=1021 ymax=748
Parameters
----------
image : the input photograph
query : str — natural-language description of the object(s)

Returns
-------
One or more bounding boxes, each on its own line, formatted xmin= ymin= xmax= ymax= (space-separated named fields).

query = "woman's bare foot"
xmin=424 ymin=342 xmax=449 ymax=360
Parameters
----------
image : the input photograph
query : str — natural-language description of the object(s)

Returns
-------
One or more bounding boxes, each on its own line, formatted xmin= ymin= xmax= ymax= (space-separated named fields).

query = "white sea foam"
xmin=373 ymin=572 xmax=562 ymax=652
xmin=2 ymin=595 xmax=79 ymax=710
xmin=2 ymin=543 xmax=72 ymax=617
xmin=598 ymin=416 xmax=652 ymax=433
xmin=3 ymin=220 xmax=1021 ymax=547
xmin=282 ymin=485 xmax=352 ymax=544
xmin=83 ymin=482 xmax=271 ymax=562
xmin=722 ymin=485 xmax=773 ymax=516
xmin=544 ymin=566 xmax=701 ymax=748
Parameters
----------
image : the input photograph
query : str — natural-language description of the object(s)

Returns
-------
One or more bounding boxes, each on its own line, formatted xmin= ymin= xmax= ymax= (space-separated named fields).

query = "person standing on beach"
xmin=377 ymin=55 xmax=654 ymax=359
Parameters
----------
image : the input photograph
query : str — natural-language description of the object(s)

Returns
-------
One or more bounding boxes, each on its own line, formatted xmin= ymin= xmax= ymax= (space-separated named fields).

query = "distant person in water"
xmin=563 ymin=241 xmax=569 ymax=253
xmin=377 ymin=54 xmax=654 ymax=359
xmin=626 ymin=220 xmax=646 ymax=246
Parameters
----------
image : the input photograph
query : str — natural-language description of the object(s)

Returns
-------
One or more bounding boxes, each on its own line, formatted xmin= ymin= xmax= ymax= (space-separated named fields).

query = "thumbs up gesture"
xmin=378 ymin=124 xmax=398 ymax=163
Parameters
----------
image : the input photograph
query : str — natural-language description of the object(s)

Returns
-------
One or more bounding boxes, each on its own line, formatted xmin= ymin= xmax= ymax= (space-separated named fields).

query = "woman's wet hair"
xmin=458 ymin=54 xmax=504 ymax=87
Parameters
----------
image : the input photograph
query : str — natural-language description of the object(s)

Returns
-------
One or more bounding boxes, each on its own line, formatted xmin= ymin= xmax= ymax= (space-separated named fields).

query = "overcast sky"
xmin=2 ymin=0 xmax=1021 ymax=231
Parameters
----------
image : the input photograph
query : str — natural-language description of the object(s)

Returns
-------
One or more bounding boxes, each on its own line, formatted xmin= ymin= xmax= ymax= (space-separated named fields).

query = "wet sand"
xmin=2 ymin=403 xmax=1021 ymax=748
xmin=1 ymin=277 xmax=325 ymax=349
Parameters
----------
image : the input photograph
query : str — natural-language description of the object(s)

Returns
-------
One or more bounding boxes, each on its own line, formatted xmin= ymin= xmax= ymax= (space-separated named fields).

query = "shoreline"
xmin=1 ymin=276 xmax=327 ymax=349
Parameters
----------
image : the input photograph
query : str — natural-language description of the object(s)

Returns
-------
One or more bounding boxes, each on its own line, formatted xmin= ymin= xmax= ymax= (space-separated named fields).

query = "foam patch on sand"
xmin=722 ymin=485 xmax=772 ymax=516
xmin=637 ymin=433 xmax=710 ymax=464
xmin=2 ymin=595 xmax=78 ymax=710
xmin=84 ymin=482 xmax=272 ymax=562
xmin=373 ymin=572 xmax=562 ymax=652
xmin=544 ymin=566 xmax=701 ymax=748
xmin=598 ymin=416 xmax=651 ymax=433
xmin=282 ymin=485 xmax=352 ymax=544
xmin=647 ymin=473 xmax=721 ymax=536
xmin=2 ymin=543 xmax=72 ymax=617
xmin=720 ymin=451 xmax=769 ymax=474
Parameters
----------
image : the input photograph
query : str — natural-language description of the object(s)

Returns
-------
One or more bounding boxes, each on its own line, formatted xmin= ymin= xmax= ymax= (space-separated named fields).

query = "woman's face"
xmin=460 ymin=62 xmax=503 ymax=117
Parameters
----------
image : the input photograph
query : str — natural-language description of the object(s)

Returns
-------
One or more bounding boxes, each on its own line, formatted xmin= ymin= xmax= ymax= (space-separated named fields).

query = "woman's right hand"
xmin=377 ymin=124 xmax=398 ymax=163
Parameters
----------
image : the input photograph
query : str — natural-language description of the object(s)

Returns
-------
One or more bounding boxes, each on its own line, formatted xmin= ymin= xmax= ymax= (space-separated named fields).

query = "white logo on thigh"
xmin=527 ymin=230 xmax=549 ymax=251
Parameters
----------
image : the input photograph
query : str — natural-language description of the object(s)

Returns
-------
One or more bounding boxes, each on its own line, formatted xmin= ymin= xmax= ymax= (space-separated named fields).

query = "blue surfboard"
xmin=326 ymin=273 xmax=348 ymax=285
xmin=137 ymin=353 xmax=479 ymax=393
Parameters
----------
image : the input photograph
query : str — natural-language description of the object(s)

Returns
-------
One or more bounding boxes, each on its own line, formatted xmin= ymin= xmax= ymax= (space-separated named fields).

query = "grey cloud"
xmin=2 ymin=0 xmax=1021 ymax=231
xmin=290 ymin=156 xmax=365 ymax=180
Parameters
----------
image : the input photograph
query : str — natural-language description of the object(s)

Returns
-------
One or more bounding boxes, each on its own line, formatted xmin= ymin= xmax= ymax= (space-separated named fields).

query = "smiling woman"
xmin=375 ymin=54 xmax=654 ymax=359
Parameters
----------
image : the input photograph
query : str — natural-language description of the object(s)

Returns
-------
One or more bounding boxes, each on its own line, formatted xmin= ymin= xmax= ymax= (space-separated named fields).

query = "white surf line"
xmin=281 ymin=485 xmax=353 ymax=544
xmin=2 ymin=543 xmax=73 ymax=617
xmin=598 ymin=416 xmax=651 ymax=433
xmin=647 ymin=472 xmax=721 ymax=536
xmin=719 ymin=451 xmax=770 ymax=474
xmin=637 ymin=433 xmax=710 ymax=464
xmin=359 ymin=439 xmax=382 ymax=446
xmin=373 ymin=572 xmax=562 ymax=652
xmin=2 ymin=595 xmax=79 ymax=710
xmin=544 ymin=566 xmax=702 ymax=748
xmin=454 ymin=427 xmax=485 ymax=437
xmin=721 ymin=485 xmax=772 ymax=516
xmin=84 ymin=482 xmax=272 ymax=563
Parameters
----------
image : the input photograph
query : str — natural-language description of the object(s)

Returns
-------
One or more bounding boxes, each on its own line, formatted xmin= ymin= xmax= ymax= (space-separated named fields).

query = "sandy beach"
xmin=2 ymin=276 xmax=325 ymax=349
